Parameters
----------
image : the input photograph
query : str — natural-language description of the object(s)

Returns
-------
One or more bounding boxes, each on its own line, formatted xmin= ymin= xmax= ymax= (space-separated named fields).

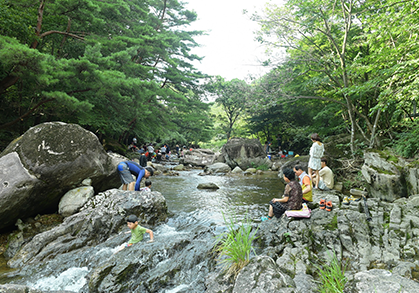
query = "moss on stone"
xmin=369 ymin=165 xmax=395 ymax=175
xmin=324 ymin=214 xmax=338 ymax=231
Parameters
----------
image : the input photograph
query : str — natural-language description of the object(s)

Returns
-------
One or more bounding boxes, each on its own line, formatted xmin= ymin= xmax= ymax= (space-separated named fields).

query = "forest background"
xmin=1 ymin=0 xmax=418 ymax=169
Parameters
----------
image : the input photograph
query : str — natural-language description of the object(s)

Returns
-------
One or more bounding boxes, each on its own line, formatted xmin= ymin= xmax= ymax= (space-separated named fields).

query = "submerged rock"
xmin=197 ymin=183 xmax=219 ymax=189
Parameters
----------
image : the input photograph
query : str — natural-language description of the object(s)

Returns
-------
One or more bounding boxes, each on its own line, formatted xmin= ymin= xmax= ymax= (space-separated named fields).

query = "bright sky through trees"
xmin=185 ymin=0 xmax=271 ymax=81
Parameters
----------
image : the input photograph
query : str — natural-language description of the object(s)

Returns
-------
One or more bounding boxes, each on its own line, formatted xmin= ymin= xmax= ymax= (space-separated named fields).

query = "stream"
xmin=1 ymin=169 xmax=284 ymax=292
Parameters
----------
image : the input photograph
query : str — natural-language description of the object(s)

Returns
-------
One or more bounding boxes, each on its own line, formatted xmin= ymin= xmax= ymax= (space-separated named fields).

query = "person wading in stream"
xmin=117 ymin=161 xmax=154 ymax=191
xmin=115 ymin=215 xmax=154 ymax=253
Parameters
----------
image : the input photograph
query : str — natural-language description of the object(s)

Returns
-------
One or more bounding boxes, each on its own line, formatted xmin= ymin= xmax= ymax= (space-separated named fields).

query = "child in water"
xmin=114 ymin=215 xmax=154 ymax=253
xmin=140 ymin=180 xmax=152 ymax=192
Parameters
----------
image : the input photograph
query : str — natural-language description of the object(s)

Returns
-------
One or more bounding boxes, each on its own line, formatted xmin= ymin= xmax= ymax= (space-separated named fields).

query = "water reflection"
xmin=151 ymin=170 xmax=284 ymax=222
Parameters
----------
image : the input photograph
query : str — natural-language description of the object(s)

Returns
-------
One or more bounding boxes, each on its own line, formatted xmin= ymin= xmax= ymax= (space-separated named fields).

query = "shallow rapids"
xmin=1 ymin=169 xmax=284 ymax=292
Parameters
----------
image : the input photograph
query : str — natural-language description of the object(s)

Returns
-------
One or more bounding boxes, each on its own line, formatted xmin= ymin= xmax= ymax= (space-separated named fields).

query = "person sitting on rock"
xmin=262 ymin=168 xmax=303 ymax=220
xmin=312 ymin=157 xmax=334 ymax=191
xmin=293 ymin=165 xmax=313 ymax=203
xmin=117 ymin=161 xmax=154 ymax=191
xmin=140 ymin=180 xmax=152 ymax=192
xmin=115 ymin=214 xmax=154 ymax=253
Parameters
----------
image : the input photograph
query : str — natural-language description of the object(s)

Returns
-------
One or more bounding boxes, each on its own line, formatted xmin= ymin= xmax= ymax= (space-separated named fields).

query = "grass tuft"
xmin=315 ymin=251 xmax=347 ymax=293
xmin=213 ymin=212 xmax=258 ymax=277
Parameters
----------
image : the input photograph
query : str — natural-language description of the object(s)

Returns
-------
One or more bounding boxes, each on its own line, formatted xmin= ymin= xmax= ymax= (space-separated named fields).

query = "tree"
xmin=0 ymin=0 xmax=211 ymax=148
xmin=252 ymin=0 xmax=414 ymax=155
xmin=205 ymin=76 xmax=250 ymax=140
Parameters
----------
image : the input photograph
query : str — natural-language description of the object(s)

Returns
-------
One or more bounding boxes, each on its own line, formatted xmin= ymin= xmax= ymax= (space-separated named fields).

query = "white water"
xmin=29 ymin=267 xmax=89 ymax=292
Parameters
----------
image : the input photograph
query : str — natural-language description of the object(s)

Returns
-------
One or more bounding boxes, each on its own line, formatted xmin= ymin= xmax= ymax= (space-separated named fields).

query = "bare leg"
xmin=308 ymin=167 xmax=313 ymax=182
xmin=122 ymin=184 xmax=128 ymax=191
xmin=315 ymin=170 xmax=320 ymax=188
xmin=268 ymin=205 xmax=274 ymax=218
xmin=128 ymin=182 xmax=135 ymax=191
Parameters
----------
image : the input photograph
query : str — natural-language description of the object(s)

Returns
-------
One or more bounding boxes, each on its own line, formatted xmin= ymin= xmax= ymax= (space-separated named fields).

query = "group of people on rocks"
xmin=117 ymin=133 xmax=335 ymax=249
xmin=263 ymin=133 xmax=334 ymax=221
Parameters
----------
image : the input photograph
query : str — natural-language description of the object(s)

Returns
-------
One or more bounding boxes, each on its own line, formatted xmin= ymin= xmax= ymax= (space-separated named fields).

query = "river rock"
xmin=204 ymin=162 xmax=231 ymax=174
xmin=344 ymin=269 xmax=419 ymax=292
xmin=3 ymin=231 xmax=24 ymax=259
xmin=0 ymin=284 xmax=44 ymax=293
xmin=182 ymin=148 xmax=216 ymax=167
xmin=58 ymin=186 xmax=94 ymax=217
xmin=0 ymin=122 xmax=120 ymax=231
xmin=361 ymin=150 xmax=407 ymax=201
xmin=220 ymin=138 xmax=272 ymax=170
xmin=232 ymin=256 xmax=295 ymax=293
xmin=231 ymin=166 xmax=243 ymax=173
xmin=173 ymin=164 xmax=185 ymax=171
xmin=197 ymin=183 xmax=219 ymax=189
xmin=7 ymin=189 xmax=167 ymax=268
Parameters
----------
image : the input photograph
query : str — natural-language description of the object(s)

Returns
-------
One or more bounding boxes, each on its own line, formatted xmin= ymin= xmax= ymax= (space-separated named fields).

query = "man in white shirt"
xmin=313 ymin=157 xmax=334 ymax=191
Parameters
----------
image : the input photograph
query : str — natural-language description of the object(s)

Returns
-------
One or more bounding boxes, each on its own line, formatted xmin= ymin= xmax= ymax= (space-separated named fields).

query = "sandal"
xmin=319 ymin=199 xmax=326 ymax=209
xmin=261 ymin=216 xmax=273 ymax=221
xmin=343 ymin=197 xmax=350 ymax=205
xmin=326 ymin=201 xmax=333 ymax=211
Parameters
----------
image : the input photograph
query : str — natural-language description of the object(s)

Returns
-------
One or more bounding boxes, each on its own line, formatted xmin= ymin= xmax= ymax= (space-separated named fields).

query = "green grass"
xmin=213 ymin=212 xmax=258 ymax=277
xmin=315 ymin=251 xmax=347 ymax=293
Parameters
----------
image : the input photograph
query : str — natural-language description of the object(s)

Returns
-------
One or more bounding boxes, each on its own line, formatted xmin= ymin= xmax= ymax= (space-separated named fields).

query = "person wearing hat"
xmin=117 ymin=161 xmax=154 ymax=191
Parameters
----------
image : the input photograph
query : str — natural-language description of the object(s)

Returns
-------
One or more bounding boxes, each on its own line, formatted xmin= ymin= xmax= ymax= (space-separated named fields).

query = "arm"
xmin=272 ymin=196 xmax=289 ymax=203
xmin=146 ymin=229 xmax=154 ymax=243
xmin=302 ymin=176 xmax=311 ymax=194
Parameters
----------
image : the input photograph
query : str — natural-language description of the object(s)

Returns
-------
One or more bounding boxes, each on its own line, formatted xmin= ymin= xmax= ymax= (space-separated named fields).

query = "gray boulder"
xmin=220 ymin=138 xmax=272 ymax=170
xmin=361 ymin=150 xmax=407 ymax=201
xmin=58 ymin=186 xmax=94 ymax=217
xmin=231 ymin=166 xmax=244 ymax=174
xmin=233 ymin=256 xmax=296 ymax=293
xmin=0 ymin=122 xmax=120 ymax=231
xmin=197 ymin=183 xmax=219 ymax=189
xmin=7 ymin=189 xmax=167 ymax=268
xmin=182 ymin=148 xmax=216 ymax=167
xmin=345 ymin=269 xmax=419 ymax=292
xmin=204 ymin=162 xmax=231 ymax=174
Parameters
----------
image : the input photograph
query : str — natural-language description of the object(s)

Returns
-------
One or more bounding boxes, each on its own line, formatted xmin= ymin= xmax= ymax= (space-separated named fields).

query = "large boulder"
xmin=204 ymin=162 xmax=231 ymax=174
xmin=7 ymin=189 xmax=167 ymax=268
xmin=220 ymin=138 xmax=272 ymax=170
xmin=182 ymin=148 xmax=216 ymax=167
xmin=0 ymin=122 xmax=120 ymax=231
xmin=361 ymin=150 xmax=408 ymax=201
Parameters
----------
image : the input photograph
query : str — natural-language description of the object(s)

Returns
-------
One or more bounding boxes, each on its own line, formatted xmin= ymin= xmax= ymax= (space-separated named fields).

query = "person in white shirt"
xmin=313 ymin=157 xmax=334 ymax=191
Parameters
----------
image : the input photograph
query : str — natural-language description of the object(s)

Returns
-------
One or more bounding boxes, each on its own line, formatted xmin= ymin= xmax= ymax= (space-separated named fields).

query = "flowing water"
xmin=1 ymin=169 xmax=284 ymax=292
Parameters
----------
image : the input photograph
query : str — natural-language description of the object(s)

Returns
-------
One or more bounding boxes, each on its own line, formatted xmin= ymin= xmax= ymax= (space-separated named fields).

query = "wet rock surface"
xmin=7 ymin=189 xmax=167 ymax=269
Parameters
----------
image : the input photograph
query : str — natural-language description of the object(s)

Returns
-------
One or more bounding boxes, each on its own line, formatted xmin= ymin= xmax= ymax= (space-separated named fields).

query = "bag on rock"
xmin=285 ymin=203 xmax=311 ymax=218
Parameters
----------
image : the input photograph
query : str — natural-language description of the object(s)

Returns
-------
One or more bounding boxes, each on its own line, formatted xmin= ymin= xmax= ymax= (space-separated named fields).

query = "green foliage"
xmin=314 ymin=251 xmax=347 ymax=293
xmin=256 ymin=164 xmax=269 ymax=171
xmin=205 ymin=76 xmax=251 ymax=140
xmin=389 ymin=121 xmax=419 ymax=158
xmin=213 ymin=212 xmax=258 ymax=277
xmin=0 ymin=0 xmax=212 ymax=149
